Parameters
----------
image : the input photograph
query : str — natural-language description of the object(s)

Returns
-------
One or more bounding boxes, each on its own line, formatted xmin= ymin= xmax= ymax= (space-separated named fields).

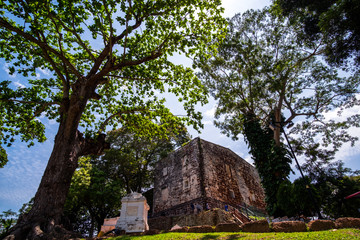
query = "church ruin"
xmin=152 ymin=137 xmax=266 ymax=217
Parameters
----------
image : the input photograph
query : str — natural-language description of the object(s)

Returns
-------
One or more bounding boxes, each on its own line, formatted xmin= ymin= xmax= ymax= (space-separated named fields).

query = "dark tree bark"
xmin=5 ymin=82 xmax=110 ymax=240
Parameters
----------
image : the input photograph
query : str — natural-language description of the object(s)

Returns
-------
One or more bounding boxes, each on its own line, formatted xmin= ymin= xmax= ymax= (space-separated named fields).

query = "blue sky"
xmin=1 ymin=0 xmax=360 ymax=214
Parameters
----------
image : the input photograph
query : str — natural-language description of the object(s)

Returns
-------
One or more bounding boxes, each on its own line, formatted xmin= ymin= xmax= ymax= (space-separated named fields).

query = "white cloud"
xmin=13 ymin=81 xmax=25 ymax=89
xmin=203 ymin=120 xmax=213 ymax=125
xmin=38 ymin=67 xmax=51 ymax=76
xmin=322 ymin=95 xmax=360 ymax=122
xmin=221 ymin=0 xmax=271 ymax=18
xmin=204 ymin=106 xmax=216 ymax=118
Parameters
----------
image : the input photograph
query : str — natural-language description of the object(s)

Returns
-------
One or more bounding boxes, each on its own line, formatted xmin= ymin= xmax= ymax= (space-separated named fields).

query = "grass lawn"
xmin=106 ymin=228 xmax=360 ymax=240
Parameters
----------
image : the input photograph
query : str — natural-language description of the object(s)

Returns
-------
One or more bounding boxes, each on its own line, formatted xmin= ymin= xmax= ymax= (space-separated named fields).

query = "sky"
xmin=1 ymin=0 xmax=360 ymax=214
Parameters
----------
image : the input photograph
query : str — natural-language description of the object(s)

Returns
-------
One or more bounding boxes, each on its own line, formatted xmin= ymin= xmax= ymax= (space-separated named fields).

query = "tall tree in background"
xmin=63 ymin=156 xmax=125 ymax=237
xmin=273 ymin=0 xmax=360 ymax=70
xmin=0 ymin=1 xmax=226 ymax=238
xmin=197 ymin=8 xmax=360 ymax=215
xmin=302 ymin=159 xmax=360 ymax=218
xmin=102 ymin=126 xmax=190 ymax=194
xmin=63 ymin=126 xmax=189 ymax=237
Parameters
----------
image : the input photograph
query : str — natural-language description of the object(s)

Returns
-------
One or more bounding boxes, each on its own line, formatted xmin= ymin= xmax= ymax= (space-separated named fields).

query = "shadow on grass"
xmin=201 ymin=234 xmax=245 ymax=240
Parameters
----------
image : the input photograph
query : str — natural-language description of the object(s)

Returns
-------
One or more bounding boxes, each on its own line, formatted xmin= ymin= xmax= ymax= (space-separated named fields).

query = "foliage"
xmin=0 ymin=210 xmax=17 ymax=238
xmin=63 ymin=127 xmax=189 ymax=237
xmin=307 ymin=160 xmax=360 ymax=218
xmin=197 ymin=8 xmax=360 ymax=151
xmin=107 ymin=229 xmax=360 ymax=240
xmin=197 ymin=7 xmax=360 ymax=216
xmin=102 ymin=126 xmax=190 ymax=193
xmin=0 ymin=0 xmax=226 ymax=237
xmin=63 ymin=156 xmax=124 ymax=236
xmin=0 ymin=145 xmax=7 ymax=167
xmin=276 ymin=177 xmax=321 ymax=217
xmin=277 ymin=158 xmax=360 ymax=218
xmin=0 ymin=0 xmax=226 ymax=151
xmin=242 ymin=113 xmax=292 ymax=216
xmin=276 ymin=180 xmax=295 ymax=216
xmin=18 ymin=197 xmax=34 ymax=216
xmin=273 ymin=0 xmax=360 ymax=69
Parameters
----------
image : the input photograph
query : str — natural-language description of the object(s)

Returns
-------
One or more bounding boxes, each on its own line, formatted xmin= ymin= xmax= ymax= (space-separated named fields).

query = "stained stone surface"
xmin=115 ymin=192 xmax=150 ymax=233
xmin=153 ymin=137 xmax=266 ymax=217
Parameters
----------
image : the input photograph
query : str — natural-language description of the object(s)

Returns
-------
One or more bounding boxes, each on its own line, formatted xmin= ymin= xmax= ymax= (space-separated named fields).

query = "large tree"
xmin=197 ymin=8 xmax=360 ymax=215
xmin=0 ymin=0 xmax=226 ymax=238
xmin=272 ymin=0 xmax=360 ymax=69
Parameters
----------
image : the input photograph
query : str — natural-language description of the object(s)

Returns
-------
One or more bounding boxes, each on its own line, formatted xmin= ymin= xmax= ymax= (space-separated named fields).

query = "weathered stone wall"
xmin=200 ymin=139 xmax=266 ymax=210
xmin=152 ymin=137 xmax=266 ymax=217
xmin=153 ymin=139 xmax=203 ymax=216
xmin=149 ymin=209 xmax=237 ymax=230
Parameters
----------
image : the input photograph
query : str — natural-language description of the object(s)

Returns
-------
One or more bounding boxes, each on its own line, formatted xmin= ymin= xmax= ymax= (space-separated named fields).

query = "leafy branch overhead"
xmin=197 ymin=8 xmax=360 ymax=152
xmin=0 ymin=0 xmax=227 ymax=156
xmin=0 ymin=1 xmax=227 ymax=239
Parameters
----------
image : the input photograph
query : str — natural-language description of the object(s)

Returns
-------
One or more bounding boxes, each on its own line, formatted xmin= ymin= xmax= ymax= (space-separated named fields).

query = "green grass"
xmin=107 ymin=228 xmax=360 ymax=240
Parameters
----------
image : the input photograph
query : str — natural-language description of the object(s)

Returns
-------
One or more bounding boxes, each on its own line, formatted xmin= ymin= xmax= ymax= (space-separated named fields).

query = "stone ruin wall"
xmin=153 ymin=139 xmax=203 ymax=216
xmin=200 ymin=139 xmax=266 ymax=210
xmin=152 ymin=138 xmax=266 ymax=217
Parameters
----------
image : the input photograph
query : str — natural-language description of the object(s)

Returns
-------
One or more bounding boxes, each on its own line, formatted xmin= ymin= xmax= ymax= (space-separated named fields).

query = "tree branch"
xmin=107 ymin=75 xmax=175 ymax=84
xmin=0 ymin=98 xmax=60 ymax=117
xmin=112 ymin=51 xmax=162 ymax=71
xmin=98 ymin=108 xmax=148 ymax=133
xmin=0 ymin=17 xmax=82 ymax=79
xmin=49 ymin=13 xmax=96 ymax=61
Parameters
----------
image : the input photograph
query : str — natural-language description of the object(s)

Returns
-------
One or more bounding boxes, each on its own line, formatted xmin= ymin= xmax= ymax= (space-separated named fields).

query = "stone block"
xmin=335 ymin=217 xmax=360 ymax=229
xmin=271 ymin=221 xmax=307 ymax=232
xmin=215 ymin=223 xmax=241 ymax=232
xmin=115 ymin=192 xmax=150 ymax=233
xmin=187 ymin=225 xmax=214 ymax=233
xmin=241 ymin=219 xmax=270 ymax=233
xmin=308 ymin=220 xmax=335 ymax=231
xmin=170 ymin=227 xmax=189 ymax=232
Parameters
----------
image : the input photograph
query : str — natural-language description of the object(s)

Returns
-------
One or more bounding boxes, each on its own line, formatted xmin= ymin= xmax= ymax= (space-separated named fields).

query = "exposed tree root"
xmin=4 ymin=222 xmax=82 ymax=240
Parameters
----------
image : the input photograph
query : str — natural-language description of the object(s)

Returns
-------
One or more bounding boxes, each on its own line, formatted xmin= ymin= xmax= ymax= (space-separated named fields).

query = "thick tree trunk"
xmin=5 ymin=89 xmax=109 ymax=239
xmin=5 ymin=128 xmax=82 ymax=239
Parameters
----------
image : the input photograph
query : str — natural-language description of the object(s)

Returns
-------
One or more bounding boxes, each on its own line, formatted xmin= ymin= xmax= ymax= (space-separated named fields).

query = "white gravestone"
xmin=115 ymin=192 xmax=150 ymax=233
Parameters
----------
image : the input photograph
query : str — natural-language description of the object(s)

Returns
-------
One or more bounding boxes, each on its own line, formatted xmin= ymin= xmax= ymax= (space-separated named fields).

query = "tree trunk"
xmin=5 ymin=91 xmax=109 ymax=239
xmin=274 ymin=107 xmax=282 ymax=146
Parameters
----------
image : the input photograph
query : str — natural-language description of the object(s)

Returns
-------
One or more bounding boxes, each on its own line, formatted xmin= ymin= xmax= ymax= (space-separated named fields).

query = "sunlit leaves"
xmin=0 ymin=0 xmax=226 ymax=166
xmin=197 ymin=8 xmax=360 ymax=152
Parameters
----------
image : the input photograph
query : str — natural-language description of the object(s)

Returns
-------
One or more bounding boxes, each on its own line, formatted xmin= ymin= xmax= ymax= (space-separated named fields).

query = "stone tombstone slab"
xmin=116 ymin=192 xmax=150 ymax=233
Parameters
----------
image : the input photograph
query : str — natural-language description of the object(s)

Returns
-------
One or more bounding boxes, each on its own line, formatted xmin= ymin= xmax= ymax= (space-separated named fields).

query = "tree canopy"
xmin=198 ymin=7 xmax=360 ymax=159
xmin=273 ymin=0 xmax=360 ymax=69
xmin=0 ymin=0 xmax=226 ymax=165
xmin=197 ymin=8 xmax=360 ymax=215
xmin=0 ymin=0 xmax=226 ymax=239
